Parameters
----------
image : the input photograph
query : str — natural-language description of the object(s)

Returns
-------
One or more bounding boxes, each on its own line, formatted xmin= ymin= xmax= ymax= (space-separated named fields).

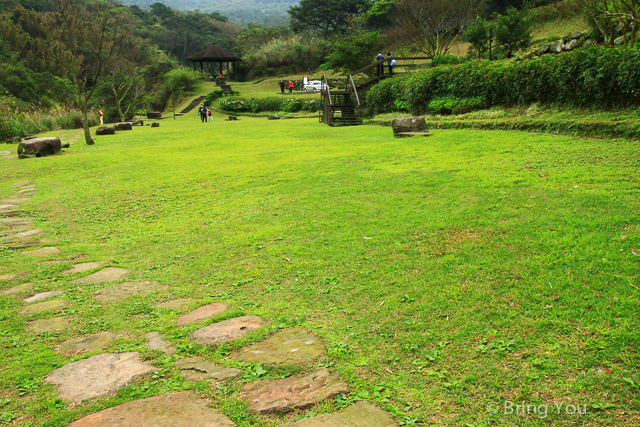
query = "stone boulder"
xmin=17 ymin=137 xmax=62 ymax=158
xmin=392 ymin=117 xmax=428 ymax=136
xmin=114 ymin=122 xmax=133 ymax=131
xmin=146 ymin=112 xmax=162 ymax=119
xmin=565 ymin=39 xmax=579 ymax=50
xmin=95 ymin=126 xmax=115 ymax=136
xmin=551 ymin=40 xmax=564 ymax=53
xmin=151 ymin=122 xmax=159 ymax=128
xmin=132 ymin=119 xmax=144 ymax=126
xmin=538 ymin=43 xmax=552 ymax=55
xmin=268 ymin=115 xmax=280 ymax=120
xmin=5 ymin=137 xmax=21 ymax=144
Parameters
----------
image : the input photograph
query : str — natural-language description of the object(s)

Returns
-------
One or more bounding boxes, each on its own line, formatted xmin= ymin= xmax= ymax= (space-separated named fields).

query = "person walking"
xmin=376 ymin=52 xmax=385 ymax=76
xmin=288 ymin=80 xmax=294 ymax=93
xmin=208 ymin=108 xmax=213 ymax=122
xmin=98 ymin=108 xmax=104 ymax=125
xmin=387 ymin=52 xmax=395 ymax=74
xmin=279 ymin=80 xmax=285 ymax=94
xmin=199 ymin=104 xmax=207 ymax=123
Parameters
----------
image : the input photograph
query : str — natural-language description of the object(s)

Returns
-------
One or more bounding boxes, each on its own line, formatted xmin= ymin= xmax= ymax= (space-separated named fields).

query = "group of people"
xmin=376 ymin=52 xmax=396 ymax=76
xmin=279 ymin=80 xmax=295 ymax=94
xmin=198 ymin=103 xmax=213 ymax=122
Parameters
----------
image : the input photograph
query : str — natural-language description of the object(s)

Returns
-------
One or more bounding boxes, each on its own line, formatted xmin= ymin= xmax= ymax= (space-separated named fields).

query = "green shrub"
xmin=252 ymin=97 xmax=283 ymax=112
xmin=365 ymin=47 xmax=640 ymax=114
xmin=218 ymin=98 xmax=252 ymax=112
xmin=217 ymin=96 xmax=319 ymax=114
xmin=431 ymin=55 xmax=466 ymax=67
xmin=428 ymin=96 xmax=460 ymax=115
xmin=205 ymin=89 xmax=240 ymax=106
xmin=452 ymin=97 xmax=486 ymax=115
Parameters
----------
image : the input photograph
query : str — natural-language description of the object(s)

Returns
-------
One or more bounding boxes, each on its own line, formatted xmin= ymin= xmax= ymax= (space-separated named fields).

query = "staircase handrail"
xmin=320 ymin=74 xmax=332 ymax=125
xmin=350 ymin=56 xmax=432 ymax=77
xmin=346 ymin=74 xmax=360 ymax=109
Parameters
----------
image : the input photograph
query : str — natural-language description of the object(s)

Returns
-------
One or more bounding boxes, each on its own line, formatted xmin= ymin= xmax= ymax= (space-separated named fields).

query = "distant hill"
xmin=121 ymin=0 xmax=298 ymax=25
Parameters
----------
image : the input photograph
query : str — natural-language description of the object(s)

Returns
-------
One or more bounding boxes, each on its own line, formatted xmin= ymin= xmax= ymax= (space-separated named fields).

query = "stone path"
xmin=2 ymin=179 xmax=401 ymax=426
xmin=68 ymin=391 xmax=236 ymax=426
xmin=70 ymin=267 xmax=132 ymax=284
xmin=190 ymin=315 xmax=264 ymax=346
xmin=177 ymin=302 xmax=228 ymax=326
xmin=241 ymin=368 xmax=348 ymax=413
xmin=45 ymin=352 xmax=154 ymax=402
xmin=94 ymin=281 xmax=165 ymax=302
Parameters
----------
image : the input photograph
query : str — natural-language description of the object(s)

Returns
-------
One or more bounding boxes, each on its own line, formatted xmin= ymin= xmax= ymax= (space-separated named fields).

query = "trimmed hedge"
xmin=217 ymin=97 xmax=319 ymax=113
xmin=366 ymin=47 xmax=640 ymax=114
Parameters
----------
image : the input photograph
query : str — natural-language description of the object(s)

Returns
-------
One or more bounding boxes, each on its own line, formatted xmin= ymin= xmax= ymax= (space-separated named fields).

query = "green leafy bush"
xmin=204 ymin=89 xmax=240 ymax=106
xmin=366 ymin=47 xmax=640 ymax=114
xmin=452 ymin=97 xmax=486 ymax=115
xmin=428 ymin=96 xmax=461 ymax=115
xmin=431 ymin=55 xmax=466 ymax=67
xmin=217 ymin=97 xmax=320 ymax=113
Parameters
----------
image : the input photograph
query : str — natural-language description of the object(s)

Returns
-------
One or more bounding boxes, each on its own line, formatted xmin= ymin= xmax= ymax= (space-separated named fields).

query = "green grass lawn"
xmin=1 ymin=114 xmax=639 ymax=426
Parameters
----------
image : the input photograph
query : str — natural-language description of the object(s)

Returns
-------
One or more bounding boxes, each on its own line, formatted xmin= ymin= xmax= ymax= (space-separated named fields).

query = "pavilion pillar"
xmin=192 ymin=62 xmax=196 ymax=72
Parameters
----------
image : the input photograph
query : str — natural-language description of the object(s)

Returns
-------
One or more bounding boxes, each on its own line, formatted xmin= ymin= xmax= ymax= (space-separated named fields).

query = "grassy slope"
xmin=1 ymin=113 xmax=639 ymax=426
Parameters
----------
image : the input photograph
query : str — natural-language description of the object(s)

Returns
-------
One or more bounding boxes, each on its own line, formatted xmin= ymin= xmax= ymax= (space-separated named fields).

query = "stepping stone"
xmin=19 ymin=299 xmax=71 ymax=315
xmin=10 ymin=180 xmax=31 ymax=187
xmin=45 ymin=352 xmax=154 ymax=402
xmin=0 ymin=204 xmax=19 ymax=210
xmin=280 ymin=400 xmax=399 ymax=427
xmin=240 ymin=368 xmax=348 ymax=414
xmin=231 ymin=327 xmax=325 ymax=366
xmin=27 ymin=316 xmax=73 ymax=333
xmin=8 ymin=240 xmax=44 ymax=249
xmin=176 ymin=357 xmax=241 ymax=381
xmin=0 ymin=209 xmax=27 ymax=217
xmin=0 ymin=217 xmax=35 ymax=224
xmin=22 ymin=246 xmax=60 ymax=257
xmin=0 ymin=224 xmax=33 ymax=235
xmin=1 ymin=282 xmax=33 ymax=294
xmin=177 ymin=302 xmax=228 ymax=326
xmin=0 ymin=199 xmax=32 ymax=204
xmin=0 ymin=272 xmax=28 ymax=282
xmin=71 ymin=267 xmax=132 ymax=285
xmin=24 ymin=290 xmax=64 ymax=302
xmin=0 ymin=229 xmax=42 ymax=241
xmin=62 ymin=261 xmax=111 ymax=275
xmin=16 ymin=188 xmax=35 ymax=193
xmin=155 ymin=298 xmax=197 ymax=310
xmin=58 ymin=331 xmax=118 ymax=354
xmin=144 ymin=332 xmax=176 ymax=354
xmin=67 ymin=391 xmax=236 ymax=426
xmin=11 ymin=192 xmax=34 ymax=197
xmin=190 ymin=315 xmax=264 ymax=346
xmin=95 ymin=281 xmax=164 ymax=302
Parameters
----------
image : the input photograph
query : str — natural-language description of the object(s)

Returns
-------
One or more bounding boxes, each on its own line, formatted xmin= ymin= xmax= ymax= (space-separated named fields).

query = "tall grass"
xmin=0 ymin=98 xmax=98 ymax=141
xmin=243 ymin=34 xmax=331 ymax=76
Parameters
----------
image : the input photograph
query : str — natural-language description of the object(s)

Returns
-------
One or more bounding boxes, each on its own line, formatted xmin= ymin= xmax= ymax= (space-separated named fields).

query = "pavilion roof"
xmin=186 ymin=44 xmax=242 ymax=62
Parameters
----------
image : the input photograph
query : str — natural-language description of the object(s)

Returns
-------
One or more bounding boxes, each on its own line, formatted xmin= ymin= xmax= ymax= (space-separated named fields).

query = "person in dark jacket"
xmin=199 ymin=104 xmax=207 ymax=123
xmin=376 ymin=52 xmax=385 ymax=76
xmin=279 ymin=80 xmax=285 ymax=94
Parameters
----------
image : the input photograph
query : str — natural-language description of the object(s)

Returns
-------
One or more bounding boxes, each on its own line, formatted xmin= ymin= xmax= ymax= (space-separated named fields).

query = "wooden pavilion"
xmin=186 ymin=44 xmax=242 ymax=78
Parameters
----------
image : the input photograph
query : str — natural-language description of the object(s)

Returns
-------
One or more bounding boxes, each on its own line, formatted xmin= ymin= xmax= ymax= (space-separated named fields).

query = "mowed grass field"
xmin=1 ymin=114 xmax=639 ymax=426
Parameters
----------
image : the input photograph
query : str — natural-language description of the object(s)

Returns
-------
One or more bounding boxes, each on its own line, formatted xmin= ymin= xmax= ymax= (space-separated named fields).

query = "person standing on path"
xmin=376 ymin=52 xmax=385 ymax=76
xmin=98 ymin=108 xmax=103 ymax=125
xmin=387 ymin=52 xmax=395 ymax=74
xmin=288 ymin=80 xmax=294 ymax=93
xmin=279 ymin=80 xmax=285 ymax=94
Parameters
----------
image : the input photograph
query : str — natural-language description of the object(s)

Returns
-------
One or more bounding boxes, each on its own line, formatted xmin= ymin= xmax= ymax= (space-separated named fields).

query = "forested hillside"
xmin=122 ymin=0 xmax=298 ymax=25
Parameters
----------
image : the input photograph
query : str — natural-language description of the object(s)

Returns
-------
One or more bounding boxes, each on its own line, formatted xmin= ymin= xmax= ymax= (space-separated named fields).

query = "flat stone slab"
xmin=0 ymin=198 xmax=32 ymax=204
xmin=145 ymin=332 xmax=176 ymax=354
xmin=177 ymin=302 xmax=228 ymax=326
xmin=241 ymin=368 xmax=348 ymax=414
xmin=231 ymin=327 xmax=325 ymax=366
xmin=19 ymin=299 xmax=71 ymax=315
xmin=10 ymin=192 xmax=35 ymax=197
xmin=0 ymin=217 xmax=35 ymax=224
xmin=27 ymin=316 xmax=73 ymax=333
xmin=45 ymin=352 xmax=154 ymax=402
xmin=1 ymin=282 xmax=33 ymax=294
xmin=71 ymin=267 xmax=132 ymax=285
xmin=190 ymin=315 xmax=264 ymax=346
xmin=176 ymin=357 xmax=241 ymax=381
xmin=280 ymin=400 xmax=399 ymax=427
xmin=95 ymin=281 xmax=164 ymax=302
xmin=22 ymin=246 xmax=60 ymax=257
xmin=0 ymin=272 xmax=28 ymax=281
xmin=58 ymin=331 xmax=118 ymax=354
xmin=155 ymin=298 xmax=198 ymax=310
xmin=24 ymin=290 xmax=64 ymax=302
xmin=62 ymin=261 xmax=111 ymax=275
xmin=0 ymin=204 xmax=19 ymax=210
xmin=16 ymin=188 xmax=35 ymax=193
xmin=0 ymin=229 xmax=42 ymax=241
xmin=10 ymin=180 xmax=31 ymax=187
xmin=67 ymin=391 xmax=236 ymax=426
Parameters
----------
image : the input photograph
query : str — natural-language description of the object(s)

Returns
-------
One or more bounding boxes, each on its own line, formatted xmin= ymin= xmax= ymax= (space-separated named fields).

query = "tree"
xmin=464 ymin=16 xmax=491 ymax=59
xmin=326 ymin=28 xmax=386 ymax=73
xmin=388 ymin=0 xmax=479 ymax=58
xmin=493 ymin=6 xmax=534 ymax=57
xmin=288 ymin=0 xmax=370 ymax=33
xmin=43 ymin=0 xmax=136 ymax=144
